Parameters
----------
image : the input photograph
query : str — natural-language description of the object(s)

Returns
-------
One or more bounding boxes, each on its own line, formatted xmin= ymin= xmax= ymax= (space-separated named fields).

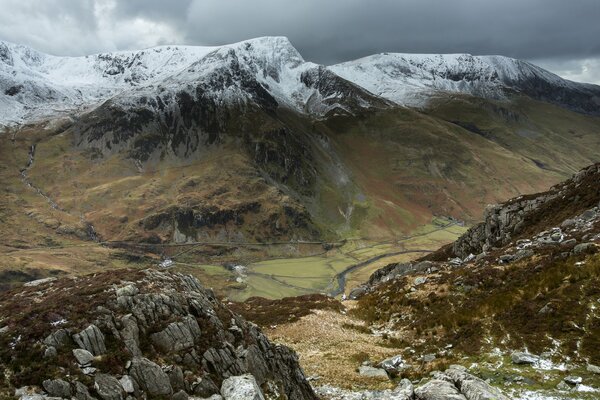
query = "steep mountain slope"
xmin=331 ymin=53 xmax=600 ymax=114
xmin=349 ymin=163 xmax=600 ymax=397
xmin=1 ymin=37 xmax=600 ymax=291
xmin=0 ymin=37 xmax=389 ymax=126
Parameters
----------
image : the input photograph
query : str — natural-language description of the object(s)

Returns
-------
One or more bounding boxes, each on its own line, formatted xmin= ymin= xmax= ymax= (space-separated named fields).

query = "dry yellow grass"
xmin=265 ymin=302 xmax=399 ymax=390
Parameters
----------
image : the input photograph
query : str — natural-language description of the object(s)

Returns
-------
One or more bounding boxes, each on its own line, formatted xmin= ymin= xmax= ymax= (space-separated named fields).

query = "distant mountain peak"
xmin=1 ymin=38 xmax=600 ymax=126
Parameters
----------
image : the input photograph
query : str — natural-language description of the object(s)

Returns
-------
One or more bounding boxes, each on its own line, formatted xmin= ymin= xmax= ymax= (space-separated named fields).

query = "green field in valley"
xmin=173 ymin=217 xmax=467 ymax=301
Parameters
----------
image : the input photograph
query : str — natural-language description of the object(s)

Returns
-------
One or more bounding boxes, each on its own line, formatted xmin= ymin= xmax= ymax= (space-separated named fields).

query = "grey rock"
xmin=511 ymin=351 xmax=539 ymax=365
xmin=561 ymin=218 xmax=576 ymax=229
xmin=561 ymin=238 xmax=577 ymax=247
xmin=414 ymin=277 xmax=428 ymax=286
xmin=116 ymin=284 xmax=138 ymax=298
xmin=587 ymin=364 xmax=600 ymax=374
xmin=378 ymin=355 xmax=406 ymax=375
xmin=82 ymin=367 xmax=97 ymax=375
xmin=73 ymin=381 xmax=95 ymax=400
xmin=119 ymin=376 xmax=134 ymax=394
xmin=42 ymin=379 xmax=71 ymax=398
xmin=574 ymin=242 xmax=597 ymax=255
xmin=120 ymin=315 xmax=141 ymax=357
xmin=221 ymin=375 xmax=265 ymax=400
xmin=499 ymin=254 xmax=514 ymax=263
xmin=538 ymin=303 xmax=553 ymax=315
xmin=191 ymin=377 xmax=220 ymax=397
xmin=513 ymin=249 xmax=534 ymax=261
xmin=393 ymin=379 xmax=414 ymax=399
xmin=581 ymin=209 xmax=597 ymax=220
xmin=556 ymin=381 xmax=571 ymax=391
xmin=73 ymin=325 xmax=106 ymax=356
xmin=414 ymin=379 xmax=467 ymax=400
xmin=44 ymin=346 xmax=57 ymax=359
xmin=564 ymin=376 xmax=583 ymax=385
xmin=73 ymin=348 xmax=95 ymax=366
xmin=150 ymin=315 xmax=201 ymax=353
xmin=43 ymin=329 xmax=72 ymax=349
xmin=550 ymin=232 xmax=562 ymax=241
xmin=422 ymin=354 xmax=436 ymax=363
xmin=129 ymin=357 xmax=172 ymax=396
xmin=172 ymin=390 xmax=189 ymax=400
xmin=94 ymin=374 xmax=124 ymax=400
xmin=348 ymin=285 xmax=368 ymax=300
xmin=444 ymin=367 xmax=510 ymax=400
xmin=168 ymin=366 xmax=185 ymax=392
xmin=358 ymin=366 xmax=389 ymax=378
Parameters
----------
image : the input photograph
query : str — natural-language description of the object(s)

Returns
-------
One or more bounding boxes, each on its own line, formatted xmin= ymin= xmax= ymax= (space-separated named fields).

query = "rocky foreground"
xmin=0 ymin=269 xmax=316 ymax=399
xmin=345 ymin=163 xmax=600 ymax=399
xmin=0 ymin=267 xmax=518 ymax=400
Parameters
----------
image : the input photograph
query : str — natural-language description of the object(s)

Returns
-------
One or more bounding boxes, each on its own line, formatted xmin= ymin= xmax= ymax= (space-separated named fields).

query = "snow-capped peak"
xmin=1 ymin=38 xmax=599 ymax=126
xmin=329 ymin=52 xmax=596 ymax=108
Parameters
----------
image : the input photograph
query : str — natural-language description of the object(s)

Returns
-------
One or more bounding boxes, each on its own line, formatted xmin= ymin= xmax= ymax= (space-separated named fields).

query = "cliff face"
xmin=0 ymin=269 xmax=317 ymax=399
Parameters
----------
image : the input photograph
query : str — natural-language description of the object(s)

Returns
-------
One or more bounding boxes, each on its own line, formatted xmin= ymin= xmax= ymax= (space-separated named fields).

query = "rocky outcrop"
xmin=452 ymin=163 xmax=600 ymax=258
xmin=73 ymin=325 xmax=106 ymax=356
xmin=221 ymin=374 xmax=265 ymax=400
xmin=315 ymin=366 xmax=508 ymax=400
xmin=0 ymin=269 xmax=317 ymax=400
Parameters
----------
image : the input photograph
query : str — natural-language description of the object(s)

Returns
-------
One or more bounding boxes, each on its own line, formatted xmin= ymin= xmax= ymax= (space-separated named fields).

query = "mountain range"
xmin=1 ymin=35 xmax=600 ymax=257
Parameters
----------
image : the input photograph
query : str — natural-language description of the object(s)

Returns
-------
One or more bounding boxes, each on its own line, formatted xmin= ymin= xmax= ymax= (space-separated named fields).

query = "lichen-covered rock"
xmin=414 ymin=379 xmax=467 ymax=400
xmin=511 ymin=351 xmax=539 ymax=365
xmin=221 ymin=374 xmax=265 ymax=400
xmin=150 ymin=315 xmax=200 ymax=353
xmin=0 ymin=269 xmax=317 ymax=400
xmin=72 ymin=348 xmax=94 ymax=366
xmin=94 ymin=374 xmax=124 ymax=400
xmin=73 ymin=325 xmax=106 ymax=356
xmin=444 ymin=366 xmax=510 ymax=400
xmin=43 ymin=329 xmax=72 ymax=349
xmin=42 ymin=379 xmax=71 ymax=398
xmin=129 ymin=357 xmax=172 ymax=397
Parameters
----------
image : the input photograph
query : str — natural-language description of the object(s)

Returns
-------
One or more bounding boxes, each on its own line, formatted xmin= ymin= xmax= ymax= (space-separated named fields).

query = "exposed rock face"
xmin=453 ymin=163 xmax=600 ymax=258
xmin=129 ymin=357 xmax=172 ymax=397
xmin=0 ymin=269 xmax=317 ymax=400
xmin=73 ymin=324 xmax=106 ymax=356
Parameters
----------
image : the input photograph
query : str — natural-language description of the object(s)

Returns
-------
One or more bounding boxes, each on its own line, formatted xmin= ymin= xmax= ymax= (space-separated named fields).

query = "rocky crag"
xmin=346 ymin=163 xmax=600 ymax=398
xmin=0 ymin=269 xmax=316 ymax=399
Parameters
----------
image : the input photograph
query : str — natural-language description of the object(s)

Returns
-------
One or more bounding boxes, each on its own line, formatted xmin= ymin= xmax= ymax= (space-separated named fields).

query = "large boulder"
xmin=221 ymin=374 xmax=265 ymax=400
xmin=445 ymin=366 xmax=510 ymax=400
xmin=42 ymin=379 xmax=72 ymax=398
xmin=129 ymin=357 xmax=172 ymax=397
xmin=378 ymin=354 xmax=407 ymax=376
xmin=73 ymin=324 xmax=106 ymax=356
xmin=415 ymin=379 xmax=467 ymax=400
xmin=511 ymin=351 xmax=539 ymax=365
xmin=358 ymin=366 xmax=389 ymax=379
xmin=94 ymin=374 xmax=124 ymax=400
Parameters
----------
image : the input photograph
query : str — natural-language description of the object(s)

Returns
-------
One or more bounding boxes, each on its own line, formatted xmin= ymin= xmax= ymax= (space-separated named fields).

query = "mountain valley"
xmin=1 ymin=35 xmax=600 ymax=399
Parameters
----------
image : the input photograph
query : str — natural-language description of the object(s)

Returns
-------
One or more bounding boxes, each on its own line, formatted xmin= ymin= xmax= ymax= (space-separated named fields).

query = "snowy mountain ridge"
xmin=330 ymin=52 xmax=597 ymax=107
xmin=1 ymin=36 xmax=599 ymax=126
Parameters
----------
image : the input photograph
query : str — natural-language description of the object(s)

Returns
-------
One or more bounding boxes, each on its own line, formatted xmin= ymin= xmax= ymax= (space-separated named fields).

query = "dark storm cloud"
xmin=1 ymin=0 xmax=599 ymax=83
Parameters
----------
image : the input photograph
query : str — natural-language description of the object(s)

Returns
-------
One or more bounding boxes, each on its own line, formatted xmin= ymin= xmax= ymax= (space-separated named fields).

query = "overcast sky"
xmin=1 ymin=0 xmax=599 ymax=84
